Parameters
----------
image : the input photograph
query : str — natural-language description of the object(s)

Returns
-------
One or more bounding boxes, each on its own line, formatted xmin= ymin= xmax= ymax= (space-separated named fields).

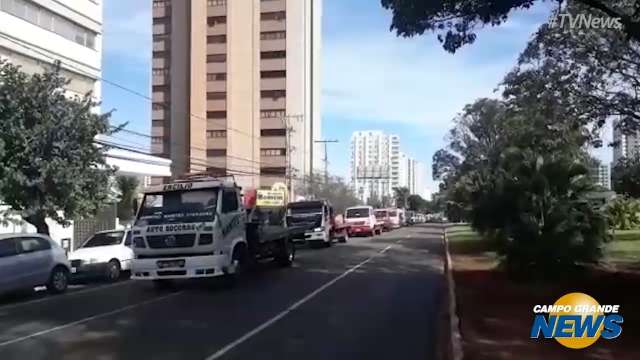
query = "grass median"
xmin=447 ymin=225 xmax=639 ymax=360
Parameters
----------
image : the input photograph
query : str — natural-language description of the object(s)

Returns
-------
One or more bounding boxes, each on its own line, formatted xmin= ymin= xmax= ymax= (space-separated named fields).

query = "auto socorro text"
xmin=530 ymin=292 xmax=623 ymax=349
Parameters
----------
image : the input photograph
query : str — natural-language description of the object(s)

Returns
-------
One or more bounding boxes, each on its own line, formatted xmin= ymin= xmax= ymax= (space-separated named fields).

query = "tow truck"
xmin=130 ymin=175 xmax=294 ymax=288
xmin=286 ymin=200 xmax=349 ymax=248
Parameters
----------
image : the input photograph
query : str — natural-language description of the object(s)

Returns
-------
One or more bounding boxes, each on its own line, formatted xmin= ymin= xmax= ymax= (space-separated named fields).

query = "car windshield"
xmin=346 ymin=208 xmax=370 ymax=218
xmin=390 ymin=211 xmax=398 ymax=217
xmin=288 ymin=206 xmax=323 ymax=215
xmin=82 ymin=231 xmax=124 ymax=248
xmin=135 ymin=189 xmax=218 ymax=226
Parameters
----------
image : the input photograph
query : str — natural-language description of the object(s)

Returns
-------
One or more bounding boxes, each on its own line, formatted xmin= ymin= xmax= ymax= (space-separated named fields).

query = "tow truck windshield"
xmin=286 ymin=203 xmax=324 ymax=228
xmin=135 ymin=189 xmax=218 ymax=226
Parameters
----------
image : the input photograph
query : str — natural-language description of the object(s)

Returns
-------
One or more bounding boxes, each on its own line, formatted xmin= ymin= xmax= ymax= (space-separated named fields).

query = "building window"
xmin=207 ymin=35 xmax=226 ymax=43
xmin=207 ymin=0 xmax=226 ymax=6
xmin=261 ymin=110 xmax=286 ymax=118
xmin=152 ymin=120 xmax=164 ymax=128
xmin=261 ymin=148 xmax=286 ymax=156
xmin=260 ymin=31 xmax=286 ymax=40
xmin=207 ymin=130 xmax=227 ymax=138
xmin=261 ymin=90 xmax=285 ymax=99
xmin=261 ymin=129 xmax=286 ymax=137
xmin=261 ymin=167 xmax=286 ymax=175
xmin=152 ymin=103 xmax=166 ymax=111
xmin=207 ymin=54 xmax=226 ymax=63
xmin=151 ymin=137 xmax=164 ymax=144
xmin=206 ymin=167 xmax=226 ymax=176
xmin=0 ymin=0 xmax=97 ymax=49
xmin=207 ymin=73 xmax=227 ymax=81
xmin=207 ymin=111 xmax=226 ymax=119
xmin=261 ymin=11 xmax=286 ymax=21
xmin=261 ymin=51 xmax=286 ymax=59
xmin=207 ymin=92 xmax=226 ymax=100
xmin=152 ymin=85 xmax=169 ymax=93
xmin=207 ymin=16 xmax=226 ymax=26
xmin=152 ymin=50 xmax=168 ymax=59
xmin=207 ymin=149 xmax=227 ymax=157
xmin=152 ymin=68 xmax=169 ymax=76
xmin=261 ymin=70 xmax=285 ymax=78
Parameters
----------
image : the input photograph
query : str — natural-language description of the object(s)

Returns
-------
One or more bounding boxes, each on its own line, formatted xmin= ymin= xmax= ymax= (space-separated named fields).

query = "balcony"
xmin=261 ymin=0 xmax=285 ymax=12
xmin=207 ymin=43 xmax=226 ymax=54
xmin=207 ymin=80 xmax=226 ymax=92
xmin=260 ymin=155 xmax=286 ymax=167
xmin=260 ymin=77 xmax=286 ymax=91
xmin=153 ymin=5 xmax=170 ymax=18
xmin=207 ymin=1 xmax=226 ymax=17
xmin=205 ymin=157 xmax=226 ymax=169
xmin=207 ymin=62 xmax=227 ymax=73
xmin=152 ymin=23 xmax=171 ymax=36
xmin=261 ymin=58 xmax=286 ymax=71
xmin=261 ymin=96 xmax=286 ymax=110
xmin=207 ymin=99 xmax=226 ymax=111
xmin=207 ymin=138 xmax=227 ymax=149
xmin=260 ymin=39 xmax=286 ymax=52
xmin=261 ymin=19 xmax=286 ymax=32
xmin=261 ymin=116 xmax=286 ymax=129
xmin=152 ymin=109 xmax=167 ymax=120
xmin=151 ymin=126 xmax=164 ymax=137
xmin=207 ymin=119 xmax=226 ymax=130
xmin=260 ymin=175 xmax=285 ymax=188
xmin=261 ymin=135 xmax=286 ymax=148
xmin=207 ymin=24 xmax=226 ymax=36
xmin=152 ymin=91 xmax=169 ymax=102
xmin=153 ymin=38 xmax=169 ymax=52
xmin=152 ymin=74 xmax=169 ymax=86
xmin=153 ymin=57 xmax=169 ymax=69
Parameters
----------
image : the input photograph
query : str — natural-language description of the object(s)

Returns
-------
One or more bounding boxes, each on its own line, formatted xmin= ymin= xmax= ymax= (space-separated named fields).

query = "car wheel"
xmin=276 ymin=238 xmax=295 ymax=267
xmin=47 ymin=266 xmax=69 ymax=294
xmin=106 ymin=260 xmax=121 ymax=282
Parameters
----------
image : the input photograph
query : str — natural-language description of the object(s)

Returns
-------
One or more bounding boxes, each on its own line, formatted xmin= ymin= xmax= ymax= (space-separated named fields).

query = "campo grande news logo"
xmin=530 ymin=293 xmax=623 ymax=349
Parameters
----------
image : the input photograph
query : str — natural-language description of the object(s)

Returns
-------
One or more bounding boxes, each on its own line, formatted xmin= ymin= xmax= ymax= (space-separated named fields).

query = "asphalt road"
xmin=0 ymin=224 xmax=446 ymax=360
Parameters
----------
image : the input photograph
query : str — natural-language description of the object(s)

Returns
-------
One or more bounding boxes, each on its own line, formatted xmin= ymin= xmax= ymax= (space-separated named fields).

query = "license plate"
xmin=354 ymin=228 xmax=361 ymax=232
xmin=157 ymin=260 xmax=185 ymax=269
xmin=71 ymin=267 xmax=77 ymax=274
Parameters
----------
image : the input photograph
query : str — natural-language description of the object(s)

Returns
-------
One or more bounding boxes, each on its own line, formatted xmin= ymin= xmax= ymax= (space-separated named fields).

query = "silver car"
xmin=0 ymin=233 xmax=71 ymax=296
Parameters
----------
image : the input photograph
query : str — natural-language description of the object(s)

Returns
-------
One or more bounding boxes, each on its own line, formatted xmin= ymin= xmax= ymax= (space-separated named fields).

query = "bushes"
xmin=607 ymin=197 xmax=640 ymax=231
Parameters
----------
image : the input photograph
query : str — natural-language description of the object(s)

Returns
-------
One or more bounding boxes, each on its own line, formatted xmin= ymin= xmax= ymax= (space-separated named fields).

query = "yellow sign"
xmin=256 ymin=190 xmax=286 ymax=207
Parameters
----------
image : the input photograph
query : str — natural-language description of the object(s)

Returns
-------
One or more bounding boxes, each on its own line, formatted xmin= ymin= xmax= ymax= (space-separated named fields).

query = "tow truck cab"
xmin=286 ymin=200 xmax=334 ymax=247
xmin=130 ymin=176 xmax=246 ymax=280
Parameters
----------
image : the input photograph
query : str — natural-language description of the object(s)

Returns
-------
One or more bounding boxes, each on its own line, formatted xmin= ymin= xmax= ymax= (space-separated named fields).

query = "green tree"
xmin=116 ymin=175 xmax=140 ymax=223
xmin=297 ymin=174 xmax=361 ymax=214
xmin=612 ymin=155 xmax=640 ymax=198
xmin=607 ymin=196 xmax=640 ymax=230
xmin=393 ymin=187 xmax=410 ymax=208
xmin=0 ymin=60 xmax=117 ymax=235
xmin=407 ymin=194 xmax=428 ymax=211
xmin=381 ymin=0 xmax=639 ymax=53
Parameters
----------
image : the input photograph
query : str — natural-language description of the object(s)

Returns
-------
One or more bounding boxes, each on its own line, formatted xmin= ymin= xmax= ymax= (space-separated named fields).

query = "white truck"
xmin=130 ymin=175 xmax=294 ymax=288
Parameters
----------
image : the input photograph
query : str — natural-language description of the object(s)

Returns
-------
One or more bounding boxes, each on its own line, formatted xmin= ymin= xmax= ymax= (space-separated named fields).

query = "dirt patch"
xmin=452 ymin=255 xmax=639 ymax=359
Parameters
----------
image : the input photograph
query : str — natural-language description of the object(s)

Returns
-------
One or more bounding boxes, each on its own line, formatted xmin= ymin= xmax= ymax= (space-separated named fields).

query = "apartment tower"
xmin=151 ymin=0 xmax=321 ymax=192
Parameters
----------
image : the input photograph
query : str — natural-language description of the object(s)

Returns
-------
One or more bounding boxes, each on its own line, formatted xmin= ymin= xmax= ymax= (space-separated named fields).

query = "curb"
xmin=443 ymin=228 xmax=464 ymax=360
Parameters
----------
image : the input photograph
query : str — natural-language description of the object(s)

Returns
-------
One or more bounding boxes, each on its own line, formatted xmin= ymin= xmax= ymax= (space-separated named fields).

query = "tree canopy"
xmin=0 ymin=60 xmax=117 ymax=234
xmin=381 ymin=0 xmax=640 ymax=53
xmin=297 ymin=175 xmax=362 ymax=214
xmin=612 ymin=155 xmax=640 ymax=198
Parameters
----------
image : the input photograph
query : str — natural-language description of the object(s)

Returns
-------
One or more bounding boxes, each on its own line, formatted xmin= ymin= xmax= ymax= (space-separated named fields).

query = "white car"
xmin=0 ymin=233 xmax=71 ymax=295
xmin=68 ymin=230 xmax=133 ymax=282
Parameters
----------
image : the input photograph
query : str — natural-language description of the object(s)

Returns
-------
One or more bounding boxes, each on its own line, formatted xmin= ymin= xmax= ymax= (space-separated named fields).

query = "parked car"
xmin=374 ymin=209 xmax=392 ymax=231
xmin=389 ymin=209 xmax=402 ymax=229
xmin=0 ymin=233 xmax=71 ymax=296
xmin=345 ymin=206 xmax=381 ymax=236
xmin=68 ymin=230 xmax=133 ymax=282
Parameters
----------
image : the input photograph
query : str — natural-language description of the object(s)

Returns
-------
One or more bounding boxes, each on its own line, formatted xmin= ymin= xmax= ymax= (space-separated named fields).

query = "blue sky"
xmin=101 ymin=0 xmax=589 ymax=197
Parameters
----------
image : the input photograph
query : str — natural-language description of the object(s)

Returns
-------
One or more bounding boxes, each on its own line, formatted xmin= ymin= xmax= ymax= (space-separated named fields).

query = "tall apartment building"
xmin=350 ymin=131 xmax=401 ymax=203
xmin=0 ymin=0 xmax=102 ymax=98
xmin=613 ymin=118 xmax=640 ymax=164
xmin=150 ymin=0 xmax=321 ymax=193
xmin=398 ymin=152 xmax=426 ymax=198
xmin=590 ymin=163 xmax=611 ymax=190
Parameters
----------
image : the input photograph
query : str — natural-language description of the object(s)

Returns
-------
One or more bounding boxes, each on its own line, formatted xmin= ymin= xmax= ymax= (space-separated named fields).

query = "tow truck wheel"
xmin=223 ymin=245 xmax=247 ymax=288
xmin=339 ymin=231 xmax=349 ymax=243
xmin=325 ymin=232 xmax=333 ymax=248
xmin=276 ymin=238 xmax=295 ymax=267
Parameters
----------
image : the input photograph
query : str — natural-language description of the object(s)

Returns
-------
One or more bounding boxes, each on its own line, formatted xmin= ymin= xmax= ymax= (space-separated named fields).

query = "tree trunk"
xmin=25 ymin=214 xmax=50 ymax=235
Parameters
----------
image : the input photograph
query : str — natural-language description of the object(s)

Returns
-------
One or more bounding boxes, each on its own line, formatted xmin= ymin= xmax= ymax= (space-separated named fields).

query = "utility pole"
xmin=280 ymin=114 xmax=304 ymax=201
xmin=314 ymin=139 xmax=338 ymax=184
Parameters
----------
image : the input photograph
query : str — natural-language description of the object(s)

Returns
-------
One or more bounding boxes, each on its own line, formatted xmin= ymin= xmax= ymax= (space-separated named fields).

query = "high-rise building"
xmin=350 ymin=131 xmax=399 ymax=203
xmin=150 ymin=0 xmax=321 ymax=194
xmin=590 ymin=163 xmax=611 ymax=190
xmin=0 ymin=0 xmax=102 ymax=98
xmin=613 ymin=118 xmax=640 ymax=164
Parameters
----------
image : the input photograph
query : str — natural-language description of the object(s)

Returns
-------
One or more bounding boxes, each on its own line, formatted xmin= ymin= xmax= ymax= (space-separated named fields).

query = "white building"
xmin=350 ymin=131 xmax=400 ymax=203
xmin=0 ymin=0 xmax=102 ymax=99
xmin=590 ymin=163 xmax=611 ymax=190
xmin=613 ymin=118 xmax=640 ymax=164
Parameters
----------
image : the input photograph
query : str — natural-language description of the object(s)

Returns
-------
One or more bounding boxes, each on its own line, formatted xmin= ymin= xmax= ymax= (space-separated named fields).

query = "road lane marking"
xmin=0 ymin=281 xmax=133 ymax=313
xmin=204 ymin=247 xmax=393 ymax=360
xmin=0 ymin=291 xmax=182 ymax=348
